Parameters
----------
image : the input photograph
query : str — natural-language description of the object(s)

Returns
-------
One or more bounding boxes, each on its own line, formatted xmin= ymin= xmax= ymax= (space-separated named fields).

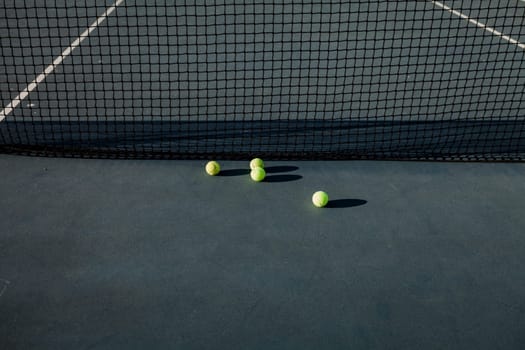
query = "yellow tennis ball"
xmin=250 ymin=158 xmax=264 ymax=169
xmin=250 ymin=167 xmax=266 ymax=182
xmin=205 ymin=161 xmax=220 ymax=176
xmin=312 ymin=191 xmax=329 ymax=208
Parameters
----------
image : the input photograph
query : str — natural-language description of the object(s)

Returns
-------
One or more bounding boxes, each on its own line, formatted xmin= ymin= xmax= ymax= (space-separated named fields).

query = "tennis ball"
xmin=312 ymin=191 xmax=329 ymax=208
xmin=250 ymin=158 xmax=264 ymax=169
xmin=205 ymin=161 xmax=220 ymax=176
xmin=250 ymin=167 xmax=266 ymax=182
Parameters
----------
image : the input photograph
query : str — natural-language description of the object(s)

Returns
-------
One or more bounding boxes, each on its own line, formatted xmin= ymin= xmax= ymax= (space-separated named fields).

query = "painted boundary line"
xmin=0 ymin=0 xmax=125 ymax=122
xmin=1 ymin=0 xmax=523 ymax=122
xmin=432 ymin=1 xmax=525 ymax=51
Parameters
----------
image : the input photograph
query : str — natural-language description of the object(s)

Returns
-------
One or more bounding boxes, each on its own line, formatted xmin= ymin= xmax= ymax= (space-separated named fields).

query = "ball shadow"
xmin=265 ymin=166 xmax=299 ymax=174
xmin=326 ymin=199 xmax=367 ymax=208
xmin=265 ymin=174 xmax=303 ymax=183
xmin=218 ymin=169 xmax=250 ymax=176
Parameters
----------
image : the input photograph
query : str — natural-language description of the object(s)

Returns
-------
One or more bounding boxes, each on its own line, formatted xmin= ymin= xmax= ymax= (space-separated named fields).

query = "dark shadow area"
xmin=265 ymin=166 xmax=299 ymax=173
xmin=326 ymin=199 xmax=367 ymax=208
xmin=1 ymin=120 xmax=525 ymax=160
xmin=264 ymin=174 xmax=302 ymax=183
xmin=218 ymin=169 xmax=250 ymax=176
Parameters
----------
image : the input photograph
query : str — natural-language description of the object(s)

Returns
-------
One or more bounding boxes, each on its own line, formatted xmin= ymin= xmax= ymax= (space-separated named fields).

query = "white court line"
xmin=0 ymin=0 xmax=125 ymax=122
xmin=432 ymin=1 xmax=525 ymax=50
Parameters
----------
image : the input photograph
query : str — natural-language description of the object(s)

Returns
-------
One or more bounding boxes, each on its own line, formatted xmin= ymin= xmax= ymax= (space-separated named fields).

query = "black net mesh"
xmin=1 ymin=0 xmax=524 ymax=160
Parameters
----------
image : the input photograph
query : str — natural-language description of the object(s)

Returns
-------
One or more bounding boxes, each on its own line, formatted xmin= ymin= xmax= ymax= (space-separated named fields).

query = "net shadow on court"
xmin=1 ymin=120 xmax=524 ymax=160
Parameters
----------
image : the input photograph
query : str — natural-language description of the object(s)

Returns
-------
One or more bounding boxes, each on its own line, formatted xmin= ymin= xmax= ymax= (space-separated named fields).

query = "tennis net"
xmin=1 ymin=0 xmax=524 ymax=160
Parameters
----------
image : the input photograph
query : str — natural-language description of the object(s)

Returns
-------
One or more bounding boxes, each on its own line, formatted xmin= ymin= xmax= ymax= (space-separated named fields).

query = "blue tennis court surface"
xmin=1 ymin=1 xmax=525 ymax=348
xmin=1 ymin=155 xmax=525 ymax=349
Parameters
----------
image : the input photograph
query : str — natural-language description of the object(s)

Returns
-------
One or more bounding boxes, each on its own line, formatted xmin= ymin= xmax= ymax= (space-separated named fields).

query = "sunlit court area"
xmin=1 ymin=1 xmax=525 ymax=349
